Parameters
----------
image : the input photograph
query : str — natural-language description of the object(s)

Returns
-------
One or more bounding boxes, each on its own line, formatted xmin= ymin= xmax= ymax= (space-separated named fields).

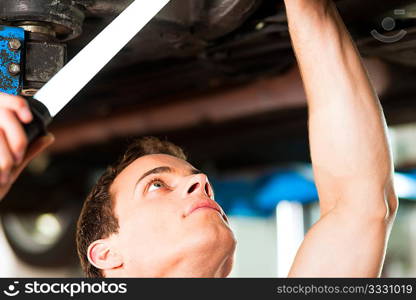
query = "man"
xmin=0 ymin=0 xmax=398 ymax=277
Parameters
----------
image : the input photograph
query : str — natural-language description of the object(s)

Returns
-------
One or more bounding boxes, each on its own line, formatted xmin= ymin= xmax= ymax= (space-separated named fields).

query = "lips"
xmin=185 ymin=198 xmax=227 ymax=222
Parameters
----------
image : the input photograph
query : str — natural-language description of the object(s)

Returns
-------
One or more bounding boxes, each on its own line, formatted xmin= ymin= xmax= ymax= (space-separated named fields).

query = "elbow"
xmin=376 ymin=183 xmax=398 ymax=223
xmin=385 ymin=186 xmax=399 ymax=223
xmin=358 ymin=183 xmax=398 ymax=224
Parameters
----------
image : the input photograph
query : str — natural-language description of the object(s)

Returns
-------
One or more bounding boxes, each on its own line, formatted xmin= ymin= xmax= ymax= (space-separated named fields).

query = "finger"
xmin=0 ymin=93 xmax=32 ymax=123
xmin=0 ymin=109 xmax=28 ymax=164
xmin=0 ymin=131 xmax=14 ymax=185
xmin=12 ymin=134 xmax=55 ymax=180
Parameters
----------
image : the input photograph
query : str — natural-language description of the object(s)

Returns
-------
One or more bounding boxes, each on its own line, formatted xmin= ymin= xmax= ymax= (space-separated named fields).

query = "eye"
xmin=148 ymin=179 xmax=165 ymax=192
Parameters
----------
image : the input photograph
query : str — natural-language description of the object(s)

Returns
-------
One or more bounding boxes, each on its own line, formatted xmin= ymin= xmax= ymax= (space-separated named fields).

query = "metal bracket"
xmin=0 ymin=25 xmax=24 ymax=95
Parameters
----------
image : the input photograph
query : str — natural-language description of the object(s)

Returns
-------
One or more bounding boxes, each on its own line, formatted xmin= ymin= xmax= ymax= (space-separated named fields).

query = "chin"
xmin=184 ymin=212 xmax=237 ymax=258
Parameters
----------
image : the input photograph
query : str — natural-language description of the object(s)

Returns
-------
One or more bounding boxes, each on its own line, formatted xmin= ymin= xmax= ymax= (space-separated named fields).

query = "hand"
xmin=0 ymin=92 xmax=55 ymax=200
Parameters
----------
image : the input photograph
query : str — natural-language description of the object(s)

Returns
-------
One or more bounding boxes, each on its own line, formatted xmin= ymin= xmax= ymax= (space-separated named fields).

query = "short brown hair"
xmin=76 ymin=137 xmax=187 ymax=278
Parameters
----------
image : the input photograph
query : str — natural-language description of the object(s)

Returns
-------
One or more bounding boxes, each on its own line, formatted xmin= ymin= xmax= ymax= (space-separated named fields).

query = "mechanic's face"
xmin=108 ymin=154 xmax=236 ymax=277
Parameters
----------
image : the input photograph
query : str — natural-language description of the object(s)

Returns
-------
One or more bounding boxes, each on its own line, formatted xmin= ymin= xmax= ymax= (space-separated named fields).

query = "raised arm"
xmin=284 ymin=0 xmax=398 ymax=277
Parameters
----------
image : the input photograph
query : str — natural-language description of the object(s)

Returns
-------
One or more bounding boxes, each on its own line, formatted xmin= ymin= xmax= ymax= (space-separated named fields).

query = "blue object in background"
xmin=255 ymin=169 xmax=318 ymax=211
xmin=212 ymin=166 xmax=319 ymax=217
xmin=0 ymin=25 xmax=24 ymax=95
xmin=212 ymin=178 xmax=259 ymax=216
xmin=394 ymin=172 xmax=416 ymax=200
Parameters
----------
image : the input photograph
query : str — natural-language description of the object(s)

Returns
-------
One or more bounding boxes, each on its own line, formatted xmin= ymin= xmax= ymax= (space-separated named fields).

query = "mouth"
xmin=191 ymin=205 xmax=222 ymax=214
xmin=185 ymin=199 xmax=229 ymax=223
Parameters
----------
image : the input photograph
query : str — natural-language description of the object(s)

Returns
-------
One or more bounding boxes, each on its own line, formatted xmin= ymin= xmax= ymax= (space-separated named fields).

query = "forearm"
xmin=284 ymin=0 xmax=396 ymax=216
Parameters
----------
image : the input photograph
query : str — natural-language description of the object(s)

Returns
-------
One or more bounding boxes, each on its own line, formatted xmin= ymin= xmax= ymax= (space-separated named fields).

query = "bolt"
xmin=8 ymin=63 xmax=21 ymax=76
xmin=8 ymin=39 xmax=21 ymax=51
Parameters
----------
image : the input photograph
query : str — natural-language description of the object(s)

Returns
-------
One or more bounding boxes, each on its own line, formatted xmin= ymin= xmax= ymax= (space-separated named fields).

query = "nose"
xmin=185 ymin=173 xmax=213 ymax=199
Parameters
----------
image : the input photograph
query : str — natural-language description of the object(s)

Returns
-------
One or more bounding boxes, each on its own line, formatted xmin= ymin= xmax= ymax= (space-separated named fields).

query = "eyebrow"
xmin=135 ymin=166 xmax=202 ymax=187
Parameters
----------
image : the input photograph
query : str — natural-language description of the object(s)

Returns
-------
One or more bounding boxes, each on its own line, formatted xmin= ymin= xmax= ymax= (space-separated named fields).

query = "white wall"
xmin=228 ymin=216 xmax=277 ymax=277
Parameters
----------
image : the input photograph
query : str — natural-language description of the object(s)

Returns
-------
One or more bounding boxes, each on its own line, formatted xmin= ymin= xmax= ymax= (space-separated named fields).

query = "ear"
xmin=87 ymin=239 xmax=123 ymax=271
